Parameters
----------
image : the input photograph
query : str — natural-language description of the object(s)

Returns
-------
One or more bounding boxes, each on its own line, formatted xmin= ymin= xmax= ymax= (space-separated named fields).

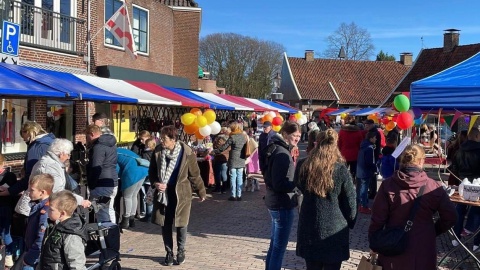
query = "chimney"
xmin=443 ymin=29 xmax=460 ymax=52
xmin=399 ymin=52 xmax=413 ymax=66
xmin=305 ymin=50 xmax=314 ymax=62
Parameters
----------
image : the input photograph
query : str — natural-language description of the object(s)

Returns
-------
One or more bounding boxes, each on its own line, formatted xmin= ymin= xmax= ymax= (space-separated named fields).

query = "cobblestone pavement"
xmin=98 ymin=145 xmax=473 ymax=270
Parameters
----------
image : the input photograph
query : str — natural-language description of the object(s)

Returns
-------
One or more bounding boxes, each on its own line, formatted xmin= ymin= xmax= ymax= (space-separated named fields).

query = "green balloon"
xmin=394 ymin=94 xmax=410 ymax=112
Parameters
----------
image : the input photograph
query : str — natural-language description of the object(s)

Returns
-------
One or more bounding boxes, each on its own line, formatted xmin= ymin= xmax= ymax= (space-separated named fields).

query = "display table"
xmin=438 ymin=192 xmax=480 ymax=269
xmin=197 ymin=157 xmax=215 ymax=188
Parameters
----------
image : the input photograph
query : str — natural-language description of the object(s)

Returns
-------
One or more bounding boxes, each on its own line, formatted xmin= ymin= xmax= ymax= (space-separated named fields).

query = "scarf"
xmin=157 ymin=142 xmax=182 ymax=206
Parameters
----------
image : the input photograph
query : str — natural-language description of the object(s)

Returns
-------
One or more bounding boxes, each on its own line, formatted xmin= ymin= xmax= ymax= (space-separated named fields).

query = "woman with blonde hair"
xmin=369 ymin=144 xmax=456 ymax=269
xmin=211 ymin=122 xmax=247 ymax=200
xmin=0 ymin=121 xmax=55 ymax=197
xmin=294 ymin=129 xmax=357 ymax=270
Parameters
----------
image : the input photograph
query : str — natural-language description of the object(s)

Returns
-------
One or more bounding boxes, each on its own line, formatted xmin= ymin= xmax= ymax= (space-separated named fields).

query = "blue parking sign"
xmin=2 ymin=21 xmax=20 ymax=57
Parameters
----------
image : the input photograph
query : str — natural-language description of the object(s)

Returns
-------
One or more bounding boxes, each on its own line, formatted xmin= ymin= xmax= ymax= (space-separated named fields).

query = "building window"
xmin=104 ymin=0 xmax=123 ymax=47
xmin=17 ymin=0 xmax=76 ymax=48
xmin=132 ymin=5 xmax=148 ymax=53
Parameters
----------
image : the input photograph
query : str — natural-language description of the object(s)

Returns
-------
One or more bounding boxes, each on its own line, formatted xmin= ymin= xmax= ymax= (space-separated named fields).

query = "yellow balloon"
xmin=195 ymin=115 xmax=208 ymax=128
xmin=203 ymin=109 xmax=216 ymax=124
xmin=181 ymin=113 xmax=196 ymax=126
xmin=295 ymin=112 xmax=302 ymax=120
xmin=272 ymin=125 xmax=281 ymax=132
xmin=340 ymin=113 xmax=347 ymax=119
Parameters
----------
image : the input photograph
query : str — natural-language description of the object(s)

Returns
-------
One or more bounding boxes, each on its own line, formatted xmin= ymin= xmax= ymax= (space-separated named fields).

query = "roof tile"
xmin=287 ymin=57 xmax=409 ymax=106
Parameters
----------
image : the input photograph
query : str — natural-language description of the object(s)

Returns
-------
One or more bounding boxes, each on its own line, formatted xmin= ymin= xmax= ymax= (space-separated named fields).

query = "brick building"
xmin=0 ymin=0 xmax=201 ymax=171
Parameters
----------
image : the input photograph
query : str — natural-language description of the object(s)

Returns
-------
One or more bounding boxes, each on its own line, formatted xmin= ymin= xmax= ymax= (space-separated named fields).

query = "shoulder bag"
xmin=369 ymin=184 xmax=426 ymax=256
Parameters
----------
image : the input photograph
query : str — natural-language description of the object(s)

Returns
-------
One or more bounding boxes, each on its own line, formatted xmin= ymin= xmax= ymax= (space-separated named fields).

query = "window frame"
xmin=103 ymin=0 xmax=125 ymax=50
xmin=131 ymin=3 xmax=149 ymax=55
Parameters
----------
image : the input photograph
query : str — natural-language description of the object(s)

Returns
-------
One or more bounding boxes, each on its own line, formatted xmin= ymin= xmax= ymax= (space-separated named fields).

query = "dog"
xmin=244 ymin=177 xmax=260 ymax=192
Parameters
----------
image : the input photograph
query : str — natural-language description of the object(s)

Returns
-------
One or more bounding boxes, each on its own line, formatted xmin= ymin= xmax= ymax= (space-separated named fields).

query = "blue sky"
xmin=199 ymin=1 xmax=480 ymax=60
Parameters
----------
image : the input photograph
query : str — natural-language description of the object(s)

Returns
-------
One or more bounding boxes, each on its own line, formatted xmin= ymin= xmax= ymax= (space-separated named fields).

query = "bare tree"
xmin=199 ymin=33 xmax=285 ymax=98
xmin=322 ymin=22 xmax=375 ymax=60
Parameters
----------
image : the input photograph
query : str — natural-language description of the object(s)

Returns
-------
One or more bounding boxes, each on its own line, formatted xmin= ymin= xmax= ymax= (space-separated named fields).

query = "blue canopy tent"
xmin=0 ymin=63 xmax=67 ymax=98
xmin=2 ymin=64 xmax=136 ymax=103
xmin=327 ymin=108 xmax=358 ymax=116
xmin=164 ymin=87 xmax=235 ymax=110
xmin=259 ymin=99 xmax=297 ymax=114
xmin=411 ymin=51 xmax=480 ymax=111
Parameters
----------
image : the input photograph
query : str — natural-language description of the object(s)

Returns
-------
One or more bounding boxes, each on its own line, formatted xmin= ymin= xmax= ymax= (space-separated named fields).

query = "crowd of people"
xmin=0 ymin=111 xmax=467 ymax=270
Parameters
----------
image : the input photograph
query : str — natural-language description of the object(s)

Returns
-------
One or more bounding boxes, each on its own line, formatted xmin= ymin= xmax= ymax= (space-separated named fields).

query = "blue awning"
xmin=0 ymin=63 xmax=67 ymax=98
xmin=2 ymin=64 xmax=136 ymax=103
xmin=164 ymin=87 xmax=235 ymax=110
xmin=259 ymin=99 xmax=297 ymax=113
xmin=350 ymin=108 xmax=375 ymax=116
xmin=327 ymin=108 xmax=358 ymax=116
xmin=411 ymin=51 xmax=480 ymax=111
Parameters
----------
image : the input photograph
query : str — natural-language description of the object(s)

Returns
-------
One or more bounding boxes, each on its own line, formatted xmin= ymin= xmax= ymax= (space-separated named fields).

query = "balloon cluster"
xmin=288 ymin=111 xmax=308 ymax=126
xmin=180 ymin=108 xmax=221 ymax=139
xmin=260 ymin=111 xmax=284 ymax=132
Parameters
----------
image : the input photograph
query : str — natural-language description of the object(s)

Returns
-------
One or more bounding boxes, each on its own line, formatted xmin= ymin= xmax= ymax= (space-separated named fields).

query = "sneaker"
xmin=176 ymin=249 xmax=185 ymax=265
xmin=164 ymin=252 xmax=174 ymax=266
xmin=228 ymin=196 xmax=236 ymax=201
xmin=236 ymin=197 xmax=242 ymax=201
xmin=452 ymin=240 xmax=459 ymax=247
xmin=5 ymin=255 xmax=13 ymax=267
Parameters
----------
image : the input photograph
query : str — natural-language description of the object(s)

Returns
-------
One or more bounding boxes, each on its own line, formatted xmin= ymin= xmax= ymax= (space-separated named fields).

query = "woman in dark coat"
xmin=294 ymin=129 xmax=357 ymax=270
xmin=263 ymin=121 xmax=301 ymax=270
xmin=369 ymin=144 xmax=457 ymax=270
xmin=149 ymin=125 xmax=206 ymax=266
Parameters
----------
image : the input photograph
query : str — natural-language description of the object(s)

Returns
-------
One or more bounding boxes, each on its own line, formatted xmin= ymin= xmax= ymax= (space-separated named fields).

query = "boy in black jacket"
xmin=38 ymin=190 xmax=87 ymax=270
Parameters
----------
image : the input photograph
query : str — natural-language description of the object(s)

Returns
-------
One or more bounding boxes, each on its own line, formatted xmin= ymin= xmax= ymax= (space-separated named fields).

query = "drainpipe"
xmin=87 ymin=0 xmax=91 ymax=73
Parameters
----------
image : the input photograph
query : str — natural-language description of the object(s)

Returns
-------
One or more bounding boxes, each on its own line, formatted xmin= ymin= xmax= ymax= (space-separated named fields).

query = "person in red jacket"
xmin=338 ymin=120 xmax=364 ymax=180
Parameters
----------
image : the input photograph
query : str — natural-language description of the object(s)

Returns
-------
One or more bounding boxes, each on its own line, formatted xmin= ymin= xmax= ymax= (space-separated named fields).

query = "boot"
xmin=129 ymin=216 xmax=136 ymax=228
xmin=120 ymin=216 xmax=129 ymax=229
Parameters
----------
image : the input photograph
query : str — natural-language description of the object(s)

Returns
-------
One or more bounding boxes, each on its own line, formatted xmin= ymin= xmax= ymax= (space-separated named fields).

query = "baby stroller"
xmin=84 ymin=197 xmax=121 ymax=270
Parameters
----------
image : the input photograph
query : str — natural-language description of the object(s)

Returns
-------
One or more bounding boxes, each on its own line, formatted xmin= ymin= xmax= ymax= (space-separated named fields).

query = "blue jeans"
xmin=23 ymin=266 xmax=35 ymax=270
xmin=357 ymin=177 xmax=370 ymax=208
xmin=89 ymin=186 xmax=118 ymax=223
xmin=230 ymin=167 xmax=244 ymax=198
xmin=454 ymin=205 xmax=480 ymax=244
xmin=123 ymin=179 xmax=144 ymax=217
xmin=214 ymin=162 xmax=228 ymax=187
xmin=266 ymin=209 xmax=295 ymax=270
xmin=0 ymin=206 xmax=13 ymax=253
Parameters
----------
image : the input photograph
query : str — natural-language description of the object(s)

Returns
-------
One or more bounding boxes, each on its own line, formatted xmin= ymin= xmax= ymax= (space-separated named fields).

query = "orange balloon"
xmin=195 ymin=129 xmax=205 ymax=140
xmin=386 ymin=121 xmax=396 ymax=131
xmin=263 ymin=115 xmax=273 ymax=123
xmin=190 ymin=108 xmax=203 ymax=116
xmin=184 ymin=122 xmax=199 ymax=134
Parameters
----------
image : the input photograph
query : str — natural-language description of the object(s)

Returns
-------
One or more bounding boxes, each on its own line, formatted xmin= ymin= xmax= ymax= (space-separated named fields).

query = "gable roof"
xmin=383 ymin=43 xmax=480 ymax=105
xmin=286 ymin=57 xmax=409 ymax=106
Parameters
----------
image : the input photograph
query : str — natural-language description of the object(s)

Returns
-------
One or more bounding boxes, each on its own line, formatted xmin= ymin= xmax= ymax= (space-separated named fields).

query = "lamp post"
xmin=271 ymin=72 xmax=283 ymax=101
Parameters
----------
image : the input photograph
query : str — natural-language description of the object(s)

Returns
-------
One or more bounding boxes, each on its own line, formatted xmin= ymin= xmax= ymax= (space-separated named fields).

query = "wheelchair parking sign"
xmin=2 ymin=21 xmax=20 ymax=57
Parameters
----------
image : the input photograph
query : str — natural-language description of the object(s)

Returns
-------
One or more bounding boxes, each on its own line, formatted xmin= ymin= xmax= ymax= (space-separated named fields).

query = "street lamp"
xmin=271 ymin=72 xmax=283 ymax=100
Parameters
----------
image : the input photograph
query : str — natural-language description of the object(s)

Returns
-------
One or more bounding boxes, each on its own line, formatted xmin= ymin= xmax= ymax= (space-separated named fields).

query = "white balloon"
xmin=199 ymin=125 xmax=212 ymax=137
xmin=268 ymin=111 xmax=276 ymax=118
xmin=209 ymin=121 xmax=221 ymax=135
xmin=301 ymin=115 xmax=308 ymax=122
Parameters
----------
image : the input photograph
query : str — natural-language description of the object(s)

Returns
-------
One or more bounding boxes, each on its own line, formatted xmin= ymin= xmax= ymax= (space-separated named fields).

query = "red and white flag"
xmin=105 ymin=3 xmax=138 ymax=59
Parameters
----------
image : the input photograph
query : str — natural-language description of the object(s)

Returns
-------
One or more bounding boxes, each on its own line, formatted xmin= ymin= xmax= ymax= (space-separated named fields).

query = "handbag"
xmin=369 ymin=184 xmax=426 ymax=256
xmin=357 ymin=254 xmax=382 ymax=270
xmin=243 ymin=139 xmax=252 ymax=158
xmin=14 ymin=190 xmax=32 ymax=216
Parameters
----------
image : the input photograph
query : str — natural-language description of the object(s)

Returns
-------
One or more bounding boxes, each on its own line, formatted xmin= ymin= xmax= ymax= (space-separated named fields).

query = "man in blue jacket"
xmin=356 ymin=131 xmax=378 ymax=214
